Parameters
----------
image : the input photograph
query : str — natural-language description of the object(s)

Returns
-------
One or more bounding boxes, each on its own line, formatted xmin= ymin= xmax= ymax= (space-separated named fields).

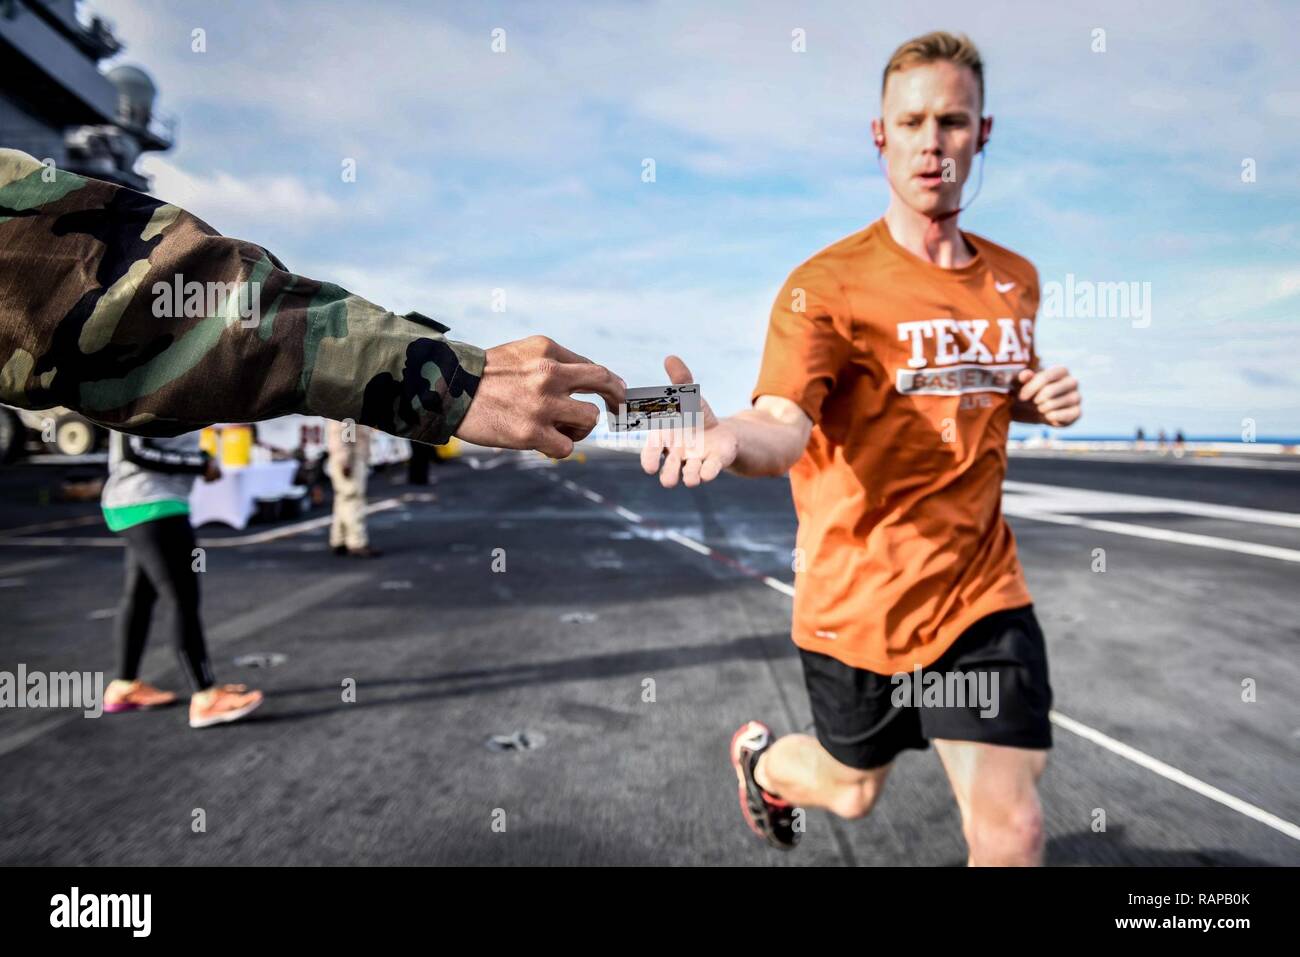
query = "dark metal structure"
xmin=0 ymin=0 xmax=174 ymax=190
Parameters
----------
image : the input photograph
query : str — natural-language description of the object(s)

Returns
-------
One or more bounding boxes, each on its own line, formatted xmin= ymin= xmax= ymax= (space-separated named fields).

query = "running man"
xmin=643 ymin=32 xmax=1082 ymax=865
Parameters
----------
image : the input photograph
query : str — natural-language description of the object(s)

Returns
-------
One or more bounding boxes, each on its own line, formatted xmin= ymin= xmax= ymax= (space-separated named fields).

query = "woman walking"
xmin=100 ymin=430 xmax=263 ymax=728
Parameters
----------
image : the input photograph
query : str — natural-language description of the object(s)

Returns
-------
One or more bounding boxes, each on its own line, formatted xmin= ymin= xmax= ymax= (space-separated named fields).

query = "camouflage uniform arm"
xmin=0 ymin=149 xmax=484 ymax=444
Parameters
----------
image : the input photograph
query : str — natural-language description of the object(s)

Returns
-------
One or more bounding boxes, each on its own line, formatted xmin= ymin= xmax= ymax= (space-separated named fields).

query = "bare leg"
xmin=933 ymin=739 xmax=1048 ymax=866
xmin=755 ymin=733 xmax=893 ymax=820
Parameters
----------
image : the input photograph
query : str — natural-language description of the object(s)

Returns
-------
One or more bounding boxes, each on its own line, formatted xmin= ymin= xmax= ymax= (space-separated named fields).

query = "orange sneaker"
xmin=189 ymin=684 xmax=264 ymax=729
xmin=104 ymin=679 xmax=178 ymax=713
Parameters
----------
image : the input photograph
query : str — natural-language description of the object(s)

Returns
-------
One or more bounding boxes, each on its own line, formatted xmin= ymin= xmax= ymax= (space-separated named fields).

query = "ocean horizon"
xmin=1008 ymin=433 xmax=1300 ymax=444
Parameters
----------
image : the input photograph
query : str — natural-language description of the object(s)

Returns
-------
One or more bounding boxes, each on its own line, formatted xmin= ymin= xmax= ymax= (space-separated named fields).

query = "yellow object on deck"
xmin=434 ymin=436 xmax=462 ymax=460
xmin=219 ymin=425 xmax=253 ymax=467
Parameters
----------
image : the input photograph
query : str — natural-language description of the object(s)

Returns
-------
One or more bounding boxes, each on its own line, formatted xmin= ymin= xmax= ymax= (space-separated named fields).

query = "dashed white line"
xmin=666 ymin=530 xmax=712 ymax=556
xmin=763 ymin=575 xmax=797 ymax=597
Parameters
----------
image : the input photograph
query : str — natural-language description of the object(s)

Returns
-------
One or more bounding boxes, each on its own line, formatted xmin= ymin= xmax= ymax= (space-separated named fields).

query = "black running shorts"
xmin=799 ymin=604 xmax=1053 ymax=770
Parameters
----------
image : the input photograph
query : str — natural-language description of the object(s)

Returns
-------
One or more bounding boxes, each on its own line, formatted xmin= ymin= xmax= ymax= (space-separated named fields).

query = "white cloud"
xmin=138 ymin=155 xmax=341 ymax=234
xmin=1264 ymin=91 xmax=1300 ymax=117
xmin=102 ymin=0 xmax=1300 ymax=171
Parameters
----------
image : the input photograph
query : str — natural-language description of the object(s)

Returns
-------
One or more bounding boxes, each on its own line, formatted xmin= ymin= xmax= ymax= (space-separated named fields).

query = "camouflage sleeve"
xmin=0 ymin=149 xmax=484 ymax=445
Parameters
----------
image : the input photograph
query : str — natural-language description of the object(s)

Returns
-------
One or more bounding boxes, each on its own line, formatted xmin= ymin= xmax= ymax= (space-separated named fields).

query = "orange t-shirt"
xmin=752 ymin=218 xmax=1038 ymax=674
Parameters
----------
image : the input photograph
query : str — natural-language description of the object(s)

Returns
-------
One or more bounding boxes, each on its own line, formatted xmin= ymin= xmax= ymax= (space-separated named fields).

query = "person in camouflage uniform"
xmin=0 ymin=149 xmax=623 ymax=456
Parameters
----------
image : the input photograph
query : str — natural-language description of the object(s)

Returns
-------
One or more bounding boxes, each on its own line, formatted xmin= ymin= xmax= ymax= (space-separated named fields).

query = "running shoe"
xmin=104 ymin=679 xmax=177 ymax=713
xmin=730 ymin=720 xmax=801 ymax=850
xmin=189 ymin=684 xmax=263 ymax=729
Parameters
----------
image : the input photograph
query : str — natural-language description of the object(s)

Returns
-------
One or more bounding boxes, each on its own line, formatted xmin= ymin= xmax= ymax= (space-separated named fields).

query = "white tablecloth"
xmin=189 ymin=460 xmax=300 ymax=529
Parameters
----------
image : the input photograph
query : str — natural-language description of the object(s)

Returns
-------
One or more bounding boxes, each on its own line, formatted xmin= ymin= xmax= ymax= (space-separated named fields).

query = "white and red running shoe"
xmin=730 ymin=720 xmax=801 ymax=850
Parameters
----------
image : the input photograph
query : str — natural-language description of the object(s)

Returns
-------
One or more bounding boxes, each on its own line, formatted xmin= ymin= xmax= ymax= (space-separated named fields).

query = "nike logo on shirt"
xmin=995 ymin=280 xmax=1016 ymax=293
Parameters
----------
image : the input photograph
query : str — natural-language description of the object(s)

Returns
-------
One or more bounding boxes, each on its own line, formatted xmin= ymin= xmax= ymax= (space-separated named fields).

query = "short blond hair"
xmin=882 ymin=31 xmax=984 ymax=108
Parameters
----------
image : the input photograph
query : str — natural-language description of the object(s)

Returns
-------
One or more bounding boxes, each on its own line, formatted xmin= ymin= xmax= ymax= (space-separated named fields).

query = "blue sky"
xmin=96 ymin=0 xmax=1300 ymax=437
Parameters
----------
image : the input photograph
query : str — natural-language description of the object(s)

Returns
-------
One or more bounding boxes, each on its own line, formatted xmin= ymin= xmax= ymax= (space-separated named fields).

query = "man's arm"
xmin=723 ymin=396 xmax=812 ymax=478
xmin=0 ymin=149 xmax=623 ymax=457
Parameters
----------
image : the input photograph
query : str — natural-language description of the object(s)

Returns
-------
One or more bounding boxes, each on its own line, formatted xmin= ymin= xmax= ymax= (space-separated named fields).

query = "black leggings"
xmin=115 ymin=514 xmax=215 ymax=691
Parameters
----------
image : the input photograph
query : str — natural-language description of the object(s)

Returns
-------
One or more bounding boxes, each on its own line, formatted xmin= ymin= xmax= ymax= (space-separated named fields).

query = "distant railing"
xmin=1008 ymin=438 xmax=1298 ymax=456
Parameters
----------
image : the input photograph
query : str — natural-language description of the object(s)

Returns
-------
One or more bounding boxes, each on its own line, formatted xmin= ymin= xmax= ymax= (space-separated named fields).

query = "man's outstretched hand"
xmin=640 ymin=356 xmax=738 ymax=488
xmin=1013 ymin=365 xmax=1082 ymax=427
xmin=456 ymin=336 xmax=626 ymax=458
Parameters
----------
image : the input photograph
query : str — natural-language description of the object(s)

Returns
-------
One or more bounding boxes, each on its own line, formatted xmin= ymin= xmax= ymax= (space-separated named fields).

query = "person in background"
xmin=101 ymin=431 xmax=264 ymax=728
xmin=327 ymin=419 xmax=379 ymax=558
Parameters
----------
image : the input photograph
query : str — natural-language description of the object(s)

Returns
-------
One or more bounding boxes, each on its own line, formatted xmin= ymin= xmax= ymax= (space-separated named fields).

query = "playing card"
xmin=608 ymin=383 xmax=702 ymax=431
